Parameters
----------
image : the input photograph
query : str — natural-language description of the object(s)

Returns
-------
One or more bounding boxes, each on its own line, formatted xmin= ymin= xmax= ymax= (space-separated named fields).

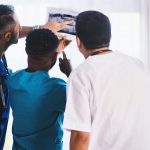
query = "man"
xmin=0 ymin=4 xmax=71 ymax=150
xmin=63 ymin=11 xmax=150 ymax=150
xmin=7 ymin=29 xmax=71 ymax=150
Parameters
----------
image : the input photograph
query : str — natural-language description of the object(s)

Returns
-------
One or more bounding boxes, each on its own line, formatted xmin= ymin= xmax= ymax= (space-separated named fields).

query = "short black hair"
xmin=76 ymin=11 xmax=111 ymax=50
xmin=0 ymin=5 xmax=15 ymax=32
xmin=26 ymin=29 xmax=59 ymax=56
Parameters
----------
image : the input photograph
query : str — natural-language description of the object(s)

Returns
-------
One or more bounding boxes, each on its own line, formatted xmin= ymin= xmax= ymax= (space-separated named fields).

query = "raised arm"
xmin=19 ymin=20 xmax=73 ymax=38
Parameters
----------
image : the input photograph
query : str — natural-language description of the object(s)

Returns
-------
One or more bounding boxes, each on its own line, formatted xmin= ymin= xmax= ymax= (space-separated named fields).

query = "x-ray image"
xmin=47 ymin=8 xmax=78 ymax=35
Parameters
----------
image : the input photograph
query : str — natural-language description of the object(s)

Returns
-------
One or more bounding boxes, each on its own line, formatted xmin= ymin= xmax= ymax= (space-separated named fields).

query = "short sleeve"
xmin=63 ymin=71 xmax=91 ymax=132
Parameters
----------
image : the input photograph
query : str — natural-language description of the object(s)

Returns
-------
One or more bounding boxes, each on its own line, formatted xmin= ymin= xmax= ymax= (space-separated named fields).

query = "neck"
xmin=27 ymin=58 xmax=50 ymax=72
xmin=27 ymin=63 xmax=50 ymax=72
xmin=85 ymin=47 xmax=110 ymax=58
xmin=26 ymin=66 xmax=49 ymax=72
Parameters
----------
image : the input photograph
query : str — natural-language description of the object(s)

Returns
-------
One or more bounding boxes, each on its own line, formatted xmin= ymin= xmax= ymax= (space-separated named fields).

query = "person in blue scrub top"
xmin=7 ymin=29 xmax=71 ymax=150
xmin=0 ymin=4 xmax=72 ymax=150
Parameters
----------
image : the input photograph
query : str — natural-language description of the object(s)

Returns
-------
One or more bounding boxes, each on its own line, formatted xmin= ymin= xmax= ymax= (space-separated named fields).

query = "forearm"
xmin=19 ymin=20 xmax=73 ymax=38
xmin=70 ymin=131 xmax=90 ymax=150
xmin=70 ymin=139 xmax=88 ymax=150
xmin=19 ymin=26 xmax=33 ymax=38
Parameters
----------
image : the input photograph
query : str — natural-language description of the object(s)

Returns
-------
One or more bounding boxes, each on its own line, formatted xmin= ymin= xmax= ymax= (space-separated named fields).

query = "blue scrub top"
xmin=7 ymin=70 xmax=66 ymax=150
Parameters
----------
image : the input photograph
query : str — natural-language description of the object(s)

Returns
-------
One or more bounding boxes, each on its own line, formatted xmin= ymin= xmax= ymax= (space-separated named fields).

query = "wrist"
xmin=39 ymin=25 xmax=44 ymax=29
xmin=32 ymin=25 xmax=40 ymax=30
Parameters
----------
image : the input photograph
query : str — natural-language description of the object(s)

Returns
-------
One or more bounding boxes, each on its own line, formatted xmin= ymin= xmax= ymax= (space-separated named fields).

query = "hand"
xmin=59 ymin=52 xmax=72 ymax=77
xmin=57 ymin=35 xmax=72 ymax=53
xmin=40 ymin=20 xmax=73 ymax=33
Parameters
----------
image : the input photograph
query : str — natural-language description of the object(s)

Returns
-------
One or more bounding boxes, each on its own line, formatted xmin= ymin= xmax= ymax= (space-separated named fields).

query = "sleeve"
xmin=5 ymin=70 xmax=14 ymax=87
xmin=63 ymin=71 xmax=91 ymax=132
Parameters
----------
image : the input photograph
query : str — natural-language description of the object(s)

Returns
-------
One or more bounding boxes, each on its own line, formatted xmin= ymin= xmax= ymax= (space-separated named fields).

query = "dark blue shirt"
xmin=0 ymin=56 xmax=10 ymax=150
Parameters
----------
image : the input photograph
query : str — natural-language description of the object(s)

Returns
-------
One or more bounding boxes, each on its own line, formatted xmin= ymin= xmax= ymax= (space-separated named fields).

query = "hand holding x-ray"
xmin=56 ymin=34 xmax=72 ymax=53
xmin=40 ymin=20 xmax=74 ymax=33
xmin=47 ymin=8 xmax=77 ymax=35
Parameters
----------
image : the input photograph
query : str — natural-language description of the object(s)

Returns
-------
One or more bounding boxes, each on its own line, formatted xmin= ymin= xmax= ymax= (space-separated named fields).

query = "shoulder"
xmin=68 ymin=60 xmax=94 ymax=91
xmin=44 ymin=77 xmax=66 ymax=94
xmin=69 ymin=58 xmax=96 ymax=82
xmin=48 ymin=77 xmax=66 ymax=87
xmin=6 ymin=70 xmax=24 ymax=89
xmin=110 ymin=51 xmax=147 ymax=72
xmin=6 ymin=69 xmax=24 ymax=83
xmin=115 ymin=51 xmax=145 ymax=67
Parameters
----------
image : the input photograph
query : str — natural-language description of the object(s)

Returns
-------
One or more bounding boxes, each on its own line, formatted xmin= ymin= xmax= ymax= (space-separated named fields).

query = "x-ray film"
xmin=47 ymin=8 xmax=77 ymax=35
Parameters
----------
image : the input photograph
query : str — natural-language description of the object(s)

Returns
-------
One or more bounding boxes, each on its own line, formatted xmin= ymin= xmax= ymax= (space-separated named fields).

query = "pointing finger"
xmin=63 ymin=51 xmax=67 ymax=59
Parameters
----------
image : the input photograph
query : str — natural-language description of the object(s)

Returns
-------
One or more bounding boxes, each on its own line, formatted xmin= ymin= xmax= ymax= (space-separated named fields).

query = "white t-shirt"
xmin=63 ymin=51 xmax=150 ymax=150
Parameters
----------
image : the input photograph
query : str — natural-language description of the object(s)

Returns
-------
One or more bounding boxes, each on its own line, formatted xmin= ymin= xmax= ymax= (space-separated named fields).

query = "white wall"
xmin=0 ymin=0 xmax=141 ymax=12
xmin=140 ymin=0 xmax=150 ymax=70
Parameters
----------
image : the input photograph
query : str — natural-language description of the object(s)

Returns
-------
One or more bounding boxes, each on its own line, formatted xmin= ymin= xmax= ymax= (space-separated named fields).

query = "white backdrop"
xmin=0 ymin=0 xmax=149 ymax=149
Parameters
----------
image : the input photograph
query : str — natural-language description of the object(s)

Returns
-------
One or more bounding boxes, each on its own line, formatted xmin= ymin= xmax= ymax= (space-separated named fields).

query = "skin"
xmin=76 ymin=37 xmax=110 ymax=59
xmin=0 ymin=13 xmax=20 ymax=57
xmin=20 ymin=20 xmax=73 ymax=38
xmin=59 ymin=52 xmax=72 ymax=77
xmin=26 ymin=52 xmax=58 ymax=73
xmin=70 ymin=130 xmax=90 ymax=150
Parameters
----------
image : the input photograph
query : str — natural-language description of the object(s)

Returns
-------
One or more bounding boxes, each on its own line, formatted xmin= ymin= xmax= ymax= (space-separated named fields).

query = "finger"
xmin=57 ymin=34 xmax=66 ymax=40
xmin=59 ymin=58 xmax=63 ymax=63
xmin=57 ymin=48 xmax=64 ymax=54
xmin=62 ymin=20 xmax=74 ymax=25
xmin=59 ymin=38 xmax=64 ymax=43
xmin=59 ymin=24 xmax=70 ymax=30
xmin=63 ymin=52 xmax=67 ymax=59
xmin=59 ymin=36 xmax=66 ymax=42
xmin=59 ymin=20 xmax=74 ymax=30
xmin=64 ymin=39 xmax=72 ymax=47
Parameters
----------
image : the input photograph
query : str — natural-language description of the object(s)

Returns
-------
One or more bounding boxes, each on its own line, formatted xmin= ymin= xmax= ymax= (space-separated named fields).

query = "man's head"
xmin=26 ymin=29 xmax=59 ymax=71
xmin=76 ymin=11 xmax=111 ymax=56
xmin=0 ymin=5 xmax=20 ymax=50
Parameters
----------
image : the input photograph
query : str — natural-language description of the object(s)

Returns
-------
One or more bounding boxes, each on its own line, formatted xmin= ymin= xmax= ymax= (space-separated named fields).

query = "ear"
xmin=51 ymin=52 xmax=58 ymax=62
xmin=76 ymin=37 xmax=81 ymax=48
xmin=4 ymin=32 xmax=12 ymax=42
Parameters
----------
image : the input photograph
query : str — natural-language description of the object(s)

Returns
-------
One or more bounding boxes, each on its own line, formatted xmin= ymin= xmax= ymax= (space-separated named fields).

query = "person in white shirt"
xmin=63 ymin=11 xmax=150 ymax=150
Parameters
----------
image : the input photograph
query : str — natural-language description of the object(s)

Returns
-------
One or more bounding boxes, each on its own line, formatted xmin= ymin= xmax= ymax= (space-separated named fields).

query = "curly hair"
xmin=26 ymin=29 xmax=59 ymax=56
